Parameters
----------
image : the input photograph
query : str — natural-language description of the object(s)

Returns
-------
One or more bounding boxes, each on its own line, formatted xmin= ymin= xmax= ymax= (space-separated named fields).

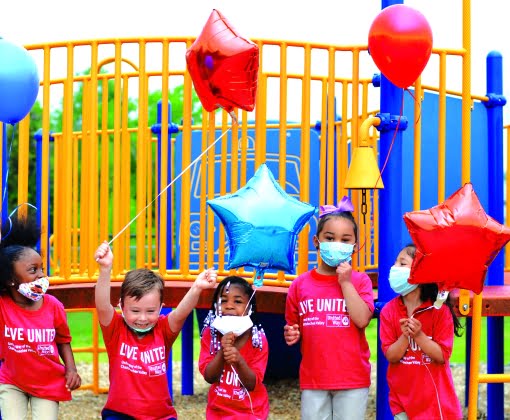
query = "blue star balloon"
xmin=207 ymin=163 xmax=317 ymax=287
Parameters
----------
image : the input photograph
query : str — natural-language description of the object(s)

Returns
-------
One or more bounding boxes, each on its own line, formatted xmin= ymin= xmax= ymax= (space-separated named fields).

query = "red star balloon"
xmin=185 ymin=9 xmax=259 ymax=113
xmin=403 ymin=183 xmax=510 ymax=294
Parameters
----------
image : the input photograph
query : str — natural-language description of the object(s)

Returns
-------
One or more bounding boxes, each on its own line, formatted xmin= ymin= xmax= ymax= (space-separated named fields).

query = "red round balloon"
xmin=185 ymin=9 xmax=259 ymax=113
xmin=404 ymin=183 xmax=510 ymax=294
xmin=368 ymin=4 xmax=433 ymax=89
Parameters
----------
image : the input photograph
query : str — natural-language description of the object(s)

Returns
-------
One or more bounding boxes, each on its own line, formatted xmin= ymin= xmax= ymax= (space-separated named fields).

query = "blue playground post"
xmin=485 ymin=51 xmax=506 ymax=420
xmin=1 ymin=124 xmax=7 ymax=219
xmin=151 ymin=100 xmax=180 ymax=271
xmin=376 ymin=1 xmax=405 ymax=419
xmin=181 ymin=314 xmax=194 ymax=395
xmin=34 ymin=128 xmax=54 ymax=272
xmin=152 ymin=101 xmax=195 ymax=396
xmin=160 ymin=307 xmax=174 ymax=398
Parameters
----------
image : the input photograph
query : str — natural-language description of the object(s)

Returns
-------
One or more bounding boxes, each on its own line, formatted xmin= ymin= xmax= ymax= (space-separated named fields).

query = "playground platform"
xmin=48 ymin=273 xmax=510 ymax=317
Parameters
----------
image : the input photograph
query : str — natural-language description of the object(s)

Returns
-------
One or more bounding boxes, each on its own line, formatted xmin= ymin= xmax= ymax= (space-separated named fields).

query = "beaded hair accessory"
xmin=319 ymin=196 xmax=354 ymax=218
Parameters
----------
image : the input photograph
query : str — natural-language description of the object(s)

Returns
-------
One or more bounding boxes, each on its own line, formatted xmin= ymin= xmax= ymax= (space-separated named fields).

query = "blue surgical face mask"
xmin=389 ymin=266 xmax=418 ymax=296
xmin=318 ymin=241 xmax=354 ymax=267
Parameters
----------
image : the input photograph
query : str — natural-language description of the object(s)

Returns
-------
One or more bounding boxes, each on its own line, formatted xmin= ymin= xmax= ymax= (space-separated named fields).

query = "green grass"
xmin=67 ymin=310 xmax=203 ymax=364
xmin=365 ymin=316 xmax=510 ymax=364
xmin=68 ymin=311 xmax=510 ymax=366
xmin=450 ymin=317 xmax=510 ymax=364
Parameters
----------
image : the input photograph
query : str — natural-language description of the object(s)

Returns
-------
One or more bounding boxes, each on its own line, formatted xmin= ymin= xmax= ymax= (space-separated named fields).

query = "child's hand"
xmin=407 ymin=317 xmax=423 ymax=339
xmin=336 ymin=262 xmax=352 ymax=285
xmin=284 ymin=324 xmax=300 ymax=346
xmin=95 ymin=241 xmax=113 ymax=269
xmin=193 ymin=268 xmax=217 ymax=291
xmin=399 ymin=318 xmax=410 ymax=337
xmin=223 ymin=345 xmax=242 ymax=364
xmin=221 ymin=332 xmax=241 ymax=364
xmin=221 ymin=331 xmax=236 ymax=349
xmin=65 ymin=367 xmax=82 ymax=391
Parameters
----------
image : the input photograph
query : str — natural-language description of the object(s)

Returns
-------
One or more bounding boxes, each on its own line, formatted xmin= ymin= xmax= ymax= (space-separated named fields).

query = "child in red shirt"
xmin=95 ymin=241 xmax=217 ymax=420
xmin=199 ymin=276 xmax=269 ymax=420
xmin=0 ymin=215 xmax=81 ymax=418
xmin=284 ymin=197 xmax=374 ymax=420
xmin=380 ymin=243 xmax=463 ymax=420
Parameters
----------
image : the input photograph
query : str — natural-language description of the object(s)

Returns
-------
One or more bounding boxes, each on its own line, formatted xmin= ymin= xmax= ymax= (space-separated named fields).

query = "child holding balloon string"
xmin=94 ymin=241 xmax=217 ymax=420
xmin=199 ymin=275 xmax=269 ymax=420
xmin=284 ymin=196 xmax=374 ymax=420
xmin=379 ymin=243 xmax=463 ymax=420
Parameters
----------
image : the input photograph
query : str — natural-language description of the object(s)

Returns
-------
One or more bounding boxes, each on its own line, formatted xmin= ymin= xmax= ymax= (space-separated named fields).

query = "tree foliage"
xmin=4 ymin=69 xmax=203 ymax=219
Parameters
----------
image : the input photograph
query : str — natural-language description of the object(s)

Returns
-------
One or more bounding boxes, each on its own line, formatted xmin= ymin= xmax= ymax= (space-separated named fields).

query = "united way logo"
xmin=148 ymin=362 xmax=166 ymax=376
xmin=37 ymin=344 xmax=54 ymax=356
xmin=326 ymin=314 xmax=350 ymax=327
xmin=232 ymin=388 xmax=247 ymax=401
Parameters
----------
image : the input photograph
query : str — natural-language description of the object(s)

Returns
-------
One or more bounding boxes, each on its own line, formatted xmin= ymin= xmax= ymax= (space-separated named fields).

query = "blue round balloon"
xmin=207 ymin=163 xmax=317 ymax=286
xmin=0 ymin=39 xmax=40 ymax=124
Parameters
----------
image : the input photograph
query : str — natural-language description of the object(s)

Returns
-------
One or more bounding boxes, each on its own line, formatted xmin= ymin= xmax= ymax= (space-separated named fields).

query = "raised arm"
xmin=168 ymin=268 xmax=217 ymax=333
xmin=94 ymin=241 xmax=115 ymax=326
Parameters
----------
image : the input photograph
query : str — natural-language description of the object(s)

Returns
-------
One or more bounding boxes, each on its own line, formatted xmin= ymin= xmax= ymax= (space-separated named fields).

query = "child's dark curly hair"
xmin=0 ymin=216 xmax=42 ymax=295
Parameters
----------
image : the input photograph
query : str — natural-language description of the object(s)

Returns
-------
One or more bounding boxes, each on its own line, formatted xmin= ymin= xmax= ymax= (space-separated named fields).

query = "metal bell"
xmin=344 ymin=146 xmax=384 ymax=190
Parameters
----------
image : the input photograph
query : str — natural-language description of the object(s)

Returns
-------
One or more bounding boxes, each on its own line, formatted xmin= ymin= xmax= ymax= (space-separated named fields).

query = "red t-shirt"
xmin=380 ymin=297 xmax=463 ymax=420
xmin=285 ymin=269 xmax=374 ymax=390
xmin=101 ymin=312 xmax=179 ymax=420
xmin=199 ymin=326 xmax=269 ymax=420
xmin=0 ymin=294 xmax=72 ymax=401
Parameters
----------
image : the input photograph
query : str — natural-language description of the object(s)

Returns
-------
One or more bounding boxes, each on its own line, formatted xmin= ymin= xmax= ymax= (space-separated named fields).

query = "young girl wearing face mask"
xmin=380 ymin=243 xmax=463 ymax=420
xmin=199 ymin=276 xmax=269 ymax=419
xmin=95 ymin=241 xmax=217 ymax=420
xmin=0 ymin=216 xmax=82 ymax=418
xmin=284 ymin=197 xmax=374 ymax=420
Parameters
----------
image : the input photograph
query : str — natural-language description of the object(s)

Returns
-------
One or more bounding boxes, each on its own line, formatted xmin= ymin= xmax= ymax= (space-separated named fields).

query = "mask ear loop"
xmin=118 ymin=299 xmax=125 ymax=317
xmin=242 ymin=289 xmax=256 ymax=316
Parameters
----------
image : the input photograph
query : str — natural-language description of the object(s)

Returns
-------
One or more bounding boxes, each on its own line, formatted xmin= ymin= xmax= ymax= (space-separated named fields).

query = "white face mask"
xmin=18 ymin=277 xmax=49 ymax=302
xmin=211 ymin=315 xmax=253 ymax=336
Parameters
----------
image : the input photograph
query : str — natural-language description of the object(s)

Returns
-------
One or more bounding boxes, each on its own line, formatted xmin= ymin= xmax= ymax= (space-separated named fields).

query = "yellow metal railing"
xmin=0 ymin=37 xmax=382 ymax=283
xmin=66 ymin=308 xmax=107 ymax=394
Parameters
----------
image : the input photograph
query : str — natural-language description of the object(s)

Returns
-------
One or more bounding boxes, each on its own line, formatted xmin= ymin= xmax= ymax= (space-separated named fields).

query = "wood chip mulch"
xmin=56 ymin=362 xmax=509 ymax=419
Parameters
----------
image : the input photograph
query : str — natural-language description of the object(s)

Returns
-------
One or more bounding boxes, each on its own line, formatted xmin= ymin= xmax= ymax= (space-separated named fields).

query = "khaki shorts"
xmin=301 ymin=387 xmax=369 ymax=420
xmin=0 ymin=383 xmax=59 ymax=420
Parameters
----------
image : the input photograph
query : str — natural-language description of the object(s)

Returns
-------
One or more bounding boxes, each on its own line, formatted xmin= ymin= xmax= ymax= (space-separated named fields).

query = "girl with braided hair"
xmin=0 ymin=216 xmax=81 ymax=419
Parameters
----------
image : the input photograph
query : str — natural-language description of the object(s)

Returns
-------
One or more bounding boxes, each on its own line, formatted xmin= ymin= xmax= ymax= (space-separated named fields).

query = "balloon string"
xmin=405 ymin=88 xmax=423 ymax=126
xmin=107 ymin=126 xmax=233 ymax=246
xmin=355 ymin=91 xmax=404 ymax=260
xmin=0 ymin=123 xmax=17 ymax=219
xmin=229 ymin=365 xmax=259 ymax=420
xmin=376 ymin=91 xmax=405 ymax=184
xmin=1 ymin=203 xmax=39 ymax=242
